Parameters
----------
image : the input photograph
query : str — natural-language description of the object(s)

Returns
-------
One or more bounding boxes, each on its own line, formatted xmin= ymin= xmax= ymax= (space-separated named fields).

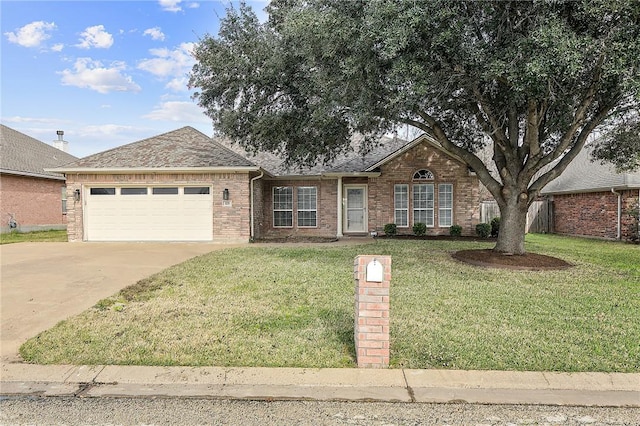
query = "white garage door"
xmin=85 ymin=186 xmax=213 ymax=241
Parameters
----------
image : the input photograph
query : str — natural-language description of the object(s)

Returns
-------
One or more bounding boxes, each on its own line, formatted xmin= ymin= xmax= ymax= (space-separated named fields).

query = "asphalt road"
xmin=1 ymin=397 xmax=639 ymax=425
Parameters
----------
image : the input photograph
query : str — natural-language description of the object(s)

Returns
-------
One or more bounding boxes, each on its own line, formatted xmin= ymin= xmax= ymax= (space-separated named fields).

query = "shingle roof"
xmin=57 ymin=126 xmax=257 ymax=170
xmin=0 ymin=124 xmax=78 ymax=180
xmin=541 ymin=143 xmax=640 ymax=194
xmin=220 ymin=135 xmax=412 ymax=176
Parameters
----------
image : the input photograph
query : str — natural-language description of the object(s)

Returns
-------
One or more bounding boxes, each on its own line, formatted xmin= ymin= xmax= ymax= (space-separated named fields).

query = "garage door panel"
xmin=86 ymin=187 xmax=213 ymax=241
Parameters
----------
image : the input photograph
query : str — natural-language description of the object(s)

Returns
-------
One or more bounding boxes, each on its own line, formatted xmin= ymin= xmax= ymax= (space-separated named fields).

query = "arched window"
xmin=413 ymin=169 xmax=434 ymax=180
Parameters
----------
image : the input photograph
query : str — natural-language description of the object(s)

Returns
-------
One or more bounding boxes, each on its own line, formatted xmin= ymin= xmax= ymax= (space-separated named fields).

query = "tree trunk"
xmin=494 ymin=196 xmax=529 ymax=255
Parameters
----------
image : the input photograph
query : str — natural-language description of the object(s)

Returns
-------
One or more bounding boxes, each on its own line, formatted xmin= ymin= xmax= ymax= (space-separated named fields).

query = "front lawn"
xmin=0 ymin=229 xmax=67 ymax=244
xmin=20 ymin=235 xmax=639 ymax=372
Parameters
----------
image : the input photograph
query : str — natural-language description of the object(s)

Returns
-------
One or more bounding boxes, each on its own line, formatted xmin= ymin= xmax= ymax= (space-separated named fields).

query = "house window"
xmin=438 ymin=184 xmax=453 ymax=227
xmin=61 ymin=187 xmax=67 ymax=214
xmin=394 ymin=184 xmax=409 ymax=227
xmin=413 ymin=184 xmax=434 ymax=227
xmin=273 ymin=186 xmax=293 ymax=227
xmin=413 ymin=169 xmax=434 ymax=180
xmin=297 ymin=186 xmax=317 ymax=227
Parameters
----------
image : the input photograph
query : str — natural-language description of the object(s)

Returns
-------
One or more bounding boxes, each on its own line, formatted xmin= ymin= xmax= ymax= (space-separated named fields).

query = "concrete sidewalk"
xmin=1 ymin=364 xmax=638 ymax=407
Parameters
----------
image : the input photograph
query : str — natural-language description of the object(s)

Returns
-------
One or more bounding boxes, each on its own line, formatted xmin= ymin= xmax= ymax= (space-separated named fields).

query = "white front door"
xmin=344 ymin=185 xmax=367 ymax=233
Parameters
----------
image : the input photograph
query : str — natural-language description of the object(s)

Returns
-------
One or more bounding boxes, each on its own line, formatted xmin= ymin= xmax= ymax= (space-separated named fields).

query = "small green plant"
xmin=413 ymin=222 xmax=427 ymax=236
xmin=383 ymin=223 xmax=397 ymax=237
xmin=476 ymin=223 xmax=491 ymax=238
xmin=490 ymin=217 xmax=500 ymax=238
xmin=449 ymin=224 xmax=462 ymax=237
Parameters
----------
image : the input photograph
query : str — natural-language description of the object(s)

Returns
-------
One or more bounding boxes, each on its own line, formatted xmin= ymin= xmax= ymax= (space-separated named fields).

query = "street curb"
xmin=1 ymin=364 xmax=638 ymax=407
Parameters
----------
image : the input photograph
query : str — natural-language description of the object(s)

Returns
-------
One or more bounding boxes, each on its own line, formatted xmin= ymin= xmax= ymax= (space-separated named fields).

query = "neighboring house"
xmin=50 ymin=126 xmax=480 ymax=242
xmin=0 ymin=125 xmax=78 ymax=233
xmin=540 ymin=144 xmax=640 ymax=241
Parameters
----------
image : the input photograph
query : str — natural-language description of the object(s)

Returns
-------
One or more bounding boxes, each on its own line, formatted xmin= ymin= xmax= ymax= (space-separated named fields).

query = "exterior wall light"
xmin=74 ymin=189 xmax=81 ymax=202
xmin=223 ymin=188 xmax=230 ymax=200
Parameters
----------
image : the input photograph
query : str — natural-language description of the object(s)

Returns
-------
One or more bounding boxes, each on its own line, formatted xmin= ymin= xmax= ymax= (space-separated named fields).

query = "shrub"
xmin=449 ymin=224 xmax=463 ymax=237
xmin=383 ymin=223 xmax=397 ymax=237
xmin=476 ymin=223 xmax=491 ymax=238
xmin=490 ymin=217 xmax=500 ymax=238
xmin=413 ymin=222 xmax=427 ymax=236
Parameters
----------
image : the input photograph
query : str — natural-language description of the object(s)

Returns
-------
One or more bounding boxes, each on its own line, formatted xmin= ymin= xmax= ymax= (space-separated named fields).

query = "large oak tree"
xmin=189 ymin=0 xmax=640 ymax=255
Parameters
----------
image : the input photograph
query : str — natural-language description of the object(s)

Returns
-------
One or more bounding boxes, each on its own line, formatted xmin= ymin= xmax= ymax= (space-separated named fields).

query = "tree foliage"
xmin=189 ymin=0 xmax=640 ymax=254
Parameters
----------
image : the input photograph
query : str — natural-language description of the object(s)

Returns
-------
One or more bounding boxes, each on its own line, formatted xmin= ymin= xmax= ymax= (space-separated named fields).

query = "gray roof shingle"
xmin=0 ymin=124 xmax=78 ymax=180
xmin=542 ymin=143 xmax=640 ymax=194
xmin=58 ymin=126 xmax=257 ymax=170
xmin=220 ymin=135 xmax=411 ymax=176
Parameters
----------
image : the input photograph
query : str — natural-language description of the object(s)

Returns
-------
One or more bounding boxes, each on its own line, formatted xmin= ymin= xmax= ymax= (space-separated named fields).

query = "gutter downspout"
xmin=336 ymin=177 xmax=343 ymax=238
xmin=611 ymin=188 xmax=621 ymax=240
xmin=250 ymin=171 xmax=264 ymax=241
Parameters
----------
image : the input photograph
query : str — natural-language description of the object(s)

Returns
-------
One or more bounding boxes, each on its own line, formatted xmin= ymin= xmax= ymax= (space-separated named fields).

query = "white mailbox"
xmin=366 ymin=259 xmax=384 ymax=282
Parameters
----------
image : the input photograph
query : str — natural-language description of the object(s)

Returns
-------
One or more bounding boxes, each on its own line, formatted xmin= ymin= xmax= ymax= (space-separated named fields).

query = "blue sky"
xmin=1 ymin=0 xmax=268 ymax=158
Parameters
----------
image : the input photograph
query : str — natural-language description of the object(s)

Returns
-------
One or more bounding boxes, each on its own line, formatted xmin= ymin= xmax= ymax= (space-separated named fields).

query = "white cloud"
xmin=76 ymin=25 xmax=113 ymax=49
xmin=137 ymin=42 xmax=195 ymax=90
xmin=59 ymin=58 xmax=141 ymax=94
xmin=165 ymin=76 xmax=189 ymax=92
xmin=159 ymin=0 xmax=182 ymax=12
xmin=143 ymin=101 xmax=209 ymax=123
xmin=143 ymin=27 xmax=165 ymax=41
xmin=2 ymin=116 xmax=70 ymax=126
xmin=51 ymin=43 xmax=64 ymax=52
xmin=4 ymin=21 xmax=56 ymax=48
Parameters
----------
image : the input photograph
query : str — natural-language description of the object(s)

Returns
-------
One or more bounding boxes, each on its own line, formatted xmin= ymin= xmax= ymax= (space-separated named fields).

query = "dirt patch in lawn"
xmin=453 ymin=249 xmax=572 ymax=271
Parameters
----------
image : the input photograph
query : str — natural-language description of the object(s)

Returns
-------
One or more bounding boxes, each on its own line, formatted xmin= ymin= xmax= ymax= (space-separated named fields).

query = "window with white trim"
xmin=413 ymin=184 xmax=434 ymax=226
xmin=413 ymin=169 xmax=434 ymax=180
xmin=297 ymin=186 xmax=317 ymax=227
xmin=438 ymin=184 xmax=453 ymax=227
xmin=394 ymin=184 xmax=409 ymax=227
xmin=273 ymin=186 xmax=293 ymax=227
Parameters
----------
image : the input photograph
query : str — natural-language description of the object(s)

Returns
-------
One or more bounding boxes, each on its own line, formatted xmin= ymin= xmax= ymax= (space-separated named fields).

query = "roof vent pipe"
xmin=53 ymin=130 xmax=69 ymax=153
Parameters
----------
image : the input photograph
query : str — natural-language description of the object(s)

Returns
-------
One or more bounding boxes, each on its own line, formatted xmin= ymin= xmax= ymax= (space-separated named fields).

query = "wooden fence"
xmin=480 ymin=200 xmax=553 ymax=234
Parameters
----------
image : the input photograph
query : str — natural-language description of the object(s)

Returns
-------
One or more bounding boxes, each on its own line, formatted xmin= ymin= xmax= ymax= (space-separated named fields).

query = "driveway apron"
xmin=0 ymin=242 xmax=236 ymax=362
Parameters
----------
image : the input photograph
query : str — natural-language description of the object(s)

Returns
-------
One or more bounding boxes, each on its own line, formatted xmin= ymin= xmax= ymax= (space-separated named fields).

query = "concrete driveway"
xmin=1 ymin=242 xmax=240 ymax=362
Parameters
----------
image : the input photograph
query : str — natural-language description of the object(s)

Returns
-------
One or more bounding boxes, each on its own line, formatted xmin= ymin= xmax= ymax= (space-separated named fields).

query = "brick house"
xmin=51 ymin=126 xmax=480 ymax=242
xmin=0 ymin=125 xmax=78 ymax=233
xmin=541 ymin=144 xmax=640 ymax=241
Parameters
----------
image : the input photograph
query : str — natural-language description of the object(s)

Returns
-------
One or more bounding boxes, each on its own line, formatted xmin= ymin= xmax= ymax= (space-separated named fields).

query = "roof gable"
xmin=542 ymin=143 xmax=640 ymax=194
xmin=0 ymin=124 xmax=78 ymax=180
xmin=57 ymin=126 xmax=257 ymax=171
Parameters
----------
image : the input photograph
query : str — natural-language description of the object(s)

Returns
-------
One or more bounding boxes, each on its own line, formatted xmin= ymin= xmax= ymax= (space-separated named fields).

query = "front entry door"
xmin=344 ymin=185 xmax=367 ymax=233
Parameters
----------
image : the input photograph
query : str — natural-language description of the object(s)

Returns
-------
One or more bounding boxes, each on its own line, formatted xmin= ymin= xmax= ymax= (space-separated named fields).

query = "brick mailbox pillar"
xmin=354 ymin=255 xmax=391 ymax=368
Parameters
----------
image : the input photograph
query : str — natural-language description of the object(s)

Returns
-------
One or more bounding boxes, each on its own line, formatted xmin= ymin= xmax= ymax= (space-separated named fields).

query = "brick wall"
xmin=0 ymin=174 xmax=66 ymax=231
xmin=257 ymin=141 xmax=481 ymax=239
xmin=260 ymin=178 xmax=338 ymax=239
xmin=370 ymin=143 xmax=480 ymax=236
xmin=552 ymin=190 xmax=640 ymax=241
xmin=65 ymin=172 xmax=252 ymax=242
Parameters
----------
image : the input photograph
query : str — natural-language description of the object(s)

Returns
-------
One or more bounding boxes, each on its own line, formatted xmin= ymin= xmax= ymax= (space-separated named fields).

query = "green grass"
xmin=20 ymin=235 xmax=640 ymax=372
xmin=0 ymin=229 xmax=67 ymax=244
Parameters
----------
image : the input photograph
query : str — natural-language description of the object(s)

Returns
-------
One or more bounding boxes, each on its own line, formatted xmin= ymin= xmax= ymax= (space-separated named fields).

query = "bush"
xmin=413 ymin=222 xmax=427 ymax=236
xmin=476 ymin=223 xmax=491 ymax=238
xmin=490 ymin=217 xmax=500 ymax=238
xmin=383 ymin=223 xmax=397 ymax=237
xmin=449 ymin=224 xmax=462 ymax=237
